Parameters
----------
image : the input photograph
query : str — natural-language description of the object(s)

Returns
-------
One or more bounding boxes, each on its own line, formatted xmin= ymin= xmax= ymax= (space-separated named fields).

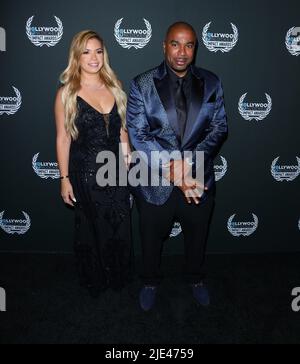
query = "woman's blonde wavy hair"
xmin=59 ymin=30 xmax=127 ymax=140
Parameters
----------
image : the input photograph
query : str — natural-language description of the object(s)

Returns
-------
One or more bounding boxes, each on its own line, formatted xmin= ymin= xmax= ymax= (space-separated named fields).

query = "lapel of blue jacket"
xmin=153 ymin=62 xmax=181 ymax=144
xmin=153 ymin=62 xmax=205 ymax=149
xmin=182 ymin=66 xmax=205 ymax=148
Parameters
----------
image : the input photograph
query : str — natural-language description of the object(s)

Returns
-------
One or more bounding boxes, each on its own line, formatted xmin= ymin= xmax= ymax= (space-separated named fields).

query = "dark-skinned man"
xmin=127 ymin=22 xmax=228 ymax=311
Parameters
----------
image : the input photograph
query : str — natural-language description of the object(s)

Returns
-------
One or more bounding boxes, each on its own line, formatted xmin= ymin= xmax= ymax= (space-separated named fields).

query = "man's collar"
xmin=166 ymin=63 xmax=192 ymax=82
xmin=156 ymin=61 xmax=200 ymax=81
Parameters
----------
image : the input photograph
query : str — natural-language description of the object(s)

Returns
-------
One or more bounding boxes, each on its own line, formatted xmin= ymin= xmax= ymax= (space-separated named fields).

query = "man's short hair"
xmin=165 ymin=22 xmax=197 ymax=41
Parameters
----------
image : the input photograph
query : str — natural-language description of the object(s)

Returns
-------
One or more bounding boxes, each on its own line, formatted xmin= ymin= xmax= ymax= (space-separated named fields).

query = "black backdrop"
xmin=0 ymin=0 xmax=299 ymax=254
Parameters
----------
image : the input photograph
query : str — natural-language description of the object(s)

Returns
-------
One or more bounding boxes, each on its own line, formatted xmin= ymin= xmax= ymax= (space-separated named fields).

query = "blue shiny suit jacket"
xmin=127 ymin=62 xmax=228 ymax=205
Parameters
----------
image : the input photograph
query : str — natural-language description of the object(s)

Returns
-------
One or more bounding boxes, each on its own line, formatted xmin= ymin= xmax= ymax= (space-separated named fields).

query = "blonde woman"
xmin=55 ymin=30 xmax=132 ymax=297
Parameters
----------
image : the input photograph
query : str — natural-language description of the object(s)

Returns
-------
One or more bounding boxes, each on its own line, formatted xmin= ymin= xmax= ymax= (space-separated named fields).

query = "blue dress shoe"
xmin=191 ymin=283 xmax=210 ymax=306
xmin=139 ymin=286 xmax=157 ymax=311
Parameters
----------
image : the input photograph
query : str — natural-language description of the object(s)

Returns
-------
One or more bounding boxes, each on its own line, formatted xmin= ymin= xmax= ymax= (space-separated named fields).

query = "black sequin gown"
xmin=69 ymin=96 xmax=132 ymax=297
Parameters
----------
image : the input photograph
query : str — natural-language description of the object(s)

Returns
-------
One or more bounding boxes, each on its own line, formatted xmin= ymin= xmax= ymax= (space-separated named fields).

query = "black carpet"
xmin=0 ymin=252 xmax=300 ymax=344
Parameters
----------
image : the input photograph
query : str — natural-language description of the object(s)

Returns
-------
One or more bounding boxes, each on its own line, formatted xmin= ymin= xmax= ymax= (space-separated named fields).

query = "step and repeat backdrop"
xmin=0 ymin=0 xmax=299 ymax=254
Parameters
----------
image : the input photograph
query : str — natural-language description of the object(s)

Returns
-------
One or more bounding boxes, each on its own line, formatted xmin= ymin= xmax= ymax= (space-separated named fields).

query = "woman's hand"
xmin=61 ymin=179 xmax=76 ymax=207
xmin=124 ymin=153 xmax=132 ymax=171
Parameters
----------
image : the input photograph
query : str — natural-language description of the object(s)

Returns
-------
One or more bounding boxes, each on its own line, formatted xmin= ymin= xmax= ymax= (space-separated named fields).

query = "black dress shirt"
xmin=167 ymin=65 xmax=193 ymax=141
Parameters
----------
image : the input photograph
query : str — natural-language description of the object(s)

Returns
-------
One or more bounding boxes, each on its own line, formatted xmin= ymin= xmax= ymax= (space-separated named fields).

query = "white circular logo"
xmin=271 ymin=157 xmax=300 ymax=182
xmin=238 ymin=93 xmax=272 ymax=121
xmin=285 ymin=27 xmax=300 ymax=56
xmin=32 ymin=153 xmax=60 ymax=179
xmin=26 ymin=15 xmax=63 ymax=47
xmin=0 ymin=86 xmax=22 ymax=116
xmin=0 ymin=211 xmax=31 ymax=235
xmin=170 ymin=222 xmax=182 ymax=238
xmin=202 ymin=22 xmax=238 ymax=53
xmin=114 ymin=18 xmax=152 ymax=49
xmin=214 ymin=156 xmax=228 ymax=182
xmin=227 ymin=214 xmax=259 ymax=237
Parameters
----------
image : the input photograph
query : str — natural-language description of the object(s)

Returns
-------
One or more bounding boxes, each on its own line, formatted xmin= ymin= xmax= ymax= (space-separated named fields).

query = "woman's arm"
xmin=120 ymin=127 xmax=132 ymax=170
xmin=54 ymin=88 xmax=76 ymax=206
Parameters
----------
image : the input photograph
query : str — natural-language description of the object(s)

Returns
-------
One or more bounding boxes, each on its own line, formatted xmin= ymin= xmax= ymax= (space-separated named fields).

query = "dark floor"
xmin=0 ymin=252 xmax=300 ymax=344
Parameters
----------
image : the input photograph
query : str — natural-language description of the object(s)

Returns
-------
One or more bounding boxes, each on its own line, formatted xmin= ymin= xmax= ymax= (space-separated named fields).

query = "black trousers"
xmin=136 ymin=188 xmax=215 ymax=286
